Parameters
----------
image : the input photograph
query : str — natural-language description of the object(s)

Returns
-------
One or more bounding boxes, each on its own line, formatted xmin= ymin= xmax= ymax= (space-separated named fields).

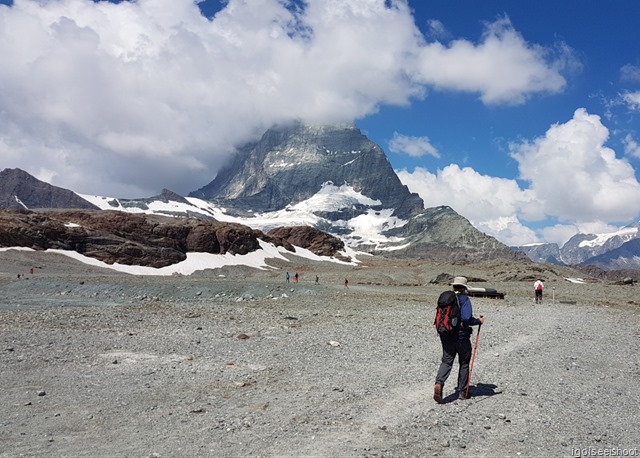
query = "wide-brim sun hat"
xmin=450 ymin=276 xmax=469 ymax=288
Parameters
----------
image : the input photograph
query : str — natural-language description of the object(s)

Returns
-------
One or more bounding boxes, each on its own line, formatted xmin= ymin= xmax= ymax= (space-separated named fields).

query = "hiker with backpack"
xmin=433 ymin=276 xmax=484 ymax=403
xmin=534 ymin=277 xmax=544 ymax=304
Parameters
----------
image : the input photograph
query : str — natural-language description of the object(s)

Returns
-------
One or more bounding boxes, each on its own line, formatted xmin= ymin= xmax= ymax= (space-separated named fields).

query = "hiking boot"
xmin=433 ymin=384 xmax=443 ymax=404
xmin=458 ymin=390 xmax=470 ymax=400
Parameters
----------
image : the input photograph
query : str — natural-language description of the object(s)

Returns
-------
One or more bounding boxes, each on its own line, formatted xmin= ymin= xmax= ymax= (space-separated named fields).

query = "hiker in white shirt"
xmin=534 ymin=278 xmax=544 ymax=304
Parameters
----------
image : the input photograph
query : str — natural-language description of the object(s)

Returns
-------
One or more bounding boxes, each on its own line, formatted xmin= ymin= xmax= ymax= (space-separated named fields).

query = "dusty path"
xmin=1 ymin=254 xmax=639 ymax=457
xmin=288 ymin=299 xmax=640 ymax=457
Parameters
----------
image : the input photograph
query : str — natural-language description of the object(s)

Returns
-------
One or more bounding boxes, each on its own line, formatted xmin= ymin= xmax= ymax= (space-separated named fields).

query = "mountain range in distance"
xmin=1 ymin=122 xmax=639 ymax=271
xmin=512 ymin=222 xmax=640 ymax=270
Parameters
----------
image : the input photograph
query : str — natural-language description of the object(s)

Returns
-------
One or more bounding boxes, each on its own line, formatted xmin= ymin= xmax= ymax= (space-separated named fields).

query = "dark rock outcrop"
xmin=573 ymin=263 xmax=640 ymax=283
xmin=0 ymin=209 xmax=310 ymax=268
xmin=267 ymin=226 xmax=345 ymax=258
xmin=152 ymin=189 xmax=192 ymax=205
xmin=102 ymin=188 xmax=215 ymax=220
xmin=0 ymin=168 xmax=99 ymax=210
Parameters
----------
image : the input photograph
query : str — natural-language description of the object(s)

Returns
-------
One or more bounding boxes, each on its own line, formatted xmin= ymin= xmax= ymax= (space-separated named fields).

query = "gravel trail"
xmin=1 ymin=252 xmax=639 ymax=457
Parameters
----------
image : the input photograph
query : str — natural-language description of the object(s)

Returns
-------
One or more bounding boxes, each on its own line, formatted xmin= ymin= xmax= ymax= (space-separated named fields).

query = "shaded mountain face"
xmin=190 ymin=122 xmax=424 ymax=219
xmin=0 ymin=168 xmax=99 ymax=210
xmin=512 ymin=243 xmax=563 ymax=264
xmin=582 ymin=238 xmax=640 ymax=270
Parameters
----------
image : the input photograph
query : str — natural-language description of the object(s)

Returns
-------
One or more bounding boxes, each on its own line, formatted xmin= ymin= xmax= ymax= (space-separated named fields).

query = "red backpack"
xmin=434 ymin=290 xmax=461 ymax=335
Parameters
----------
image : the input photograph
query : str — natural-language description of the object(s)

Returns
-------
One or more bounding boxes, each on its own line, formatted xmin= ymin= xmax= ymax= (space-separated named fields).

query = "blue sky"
xmin=1 ymin=0 xmax=640 ymax=247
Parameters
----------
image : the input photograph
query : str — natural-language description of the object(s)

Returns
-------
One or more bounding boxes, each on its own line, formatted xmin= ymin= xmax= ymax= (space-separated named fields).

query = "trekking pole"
xmin=466 ymin=317 xmax=482 ymax=398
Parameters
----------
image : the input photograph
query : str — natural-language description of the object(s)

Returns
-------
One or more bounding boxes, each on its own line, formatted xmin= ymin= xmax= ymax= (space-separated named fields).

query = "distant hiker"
xmin=29 ymin=267 xmax=34 ymax=275
xmin=294 ymin=272 xmax=299 ymax=283
xmin=534 ymin=277 xmax=544 ymax=304
xmin=315 ymin=275 xmax=319 ymax=284
xmin=285 ymin=272 xmax=290 ymax=283
xmin=344 ymin=278 xmax=349 ymax=288
xmin=434 ymin=277 xmax=484 ymax=403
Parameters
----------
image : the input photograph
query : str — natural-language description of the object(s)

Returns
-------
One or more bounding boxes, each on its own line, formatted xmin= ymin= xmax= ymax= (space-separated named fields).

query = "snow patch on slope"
xmin=0 ymin=239 xmax=359 ymax=276
xmin=79 ymin=182 xmax=410 ymax=250
xmin=578 ymin=227 xmax=639 ymax=248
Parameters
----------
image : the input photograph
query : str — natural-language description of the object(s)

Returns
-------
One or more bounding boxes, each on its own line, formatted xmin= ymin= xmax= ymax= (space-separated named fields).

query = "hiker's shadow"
xmin=473 ymin=383 xmax=502 ymax=397
xmin=442 ymin=383 xmax=502 ymax=404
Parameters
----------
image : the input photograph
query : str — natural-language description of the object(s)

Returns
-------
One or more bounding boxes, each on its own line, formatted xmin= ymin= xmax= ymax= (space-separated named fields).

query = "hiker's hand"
xmin=479 ymin=316 xmax=485 ymax=325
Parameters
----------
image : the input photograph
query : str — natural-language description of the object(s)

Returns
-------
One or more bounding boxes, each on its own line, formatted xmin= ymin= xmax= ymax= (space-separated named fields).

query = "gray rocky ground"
xmin=1 ymin=249 xmax=639 ymax=457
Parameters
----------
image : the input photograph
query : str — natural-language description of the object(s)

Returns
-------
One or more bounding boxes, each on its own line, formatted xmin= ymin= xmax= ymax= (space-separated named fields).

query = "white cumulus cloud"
xmin=398 ymin=108 xmax=640 ymax=246
xmin=621 ymin=64 xmax=640 ymax=83
xmin=388 ymin=132 xmax=439 ymax=158
xmin=0 ymin=0 xmax=571 ymax=197
xmin=624 ymin=134 xmax=640 ymax=159
xmin=622 ymin=91 xmax=640 ymax=111
xmin=410 ymin=17 xmax=572 ymax=105
xmin=396 ymin=164 xmax=538 ymax=245
xmin=510 ymin=108 xmax=640 ymax=223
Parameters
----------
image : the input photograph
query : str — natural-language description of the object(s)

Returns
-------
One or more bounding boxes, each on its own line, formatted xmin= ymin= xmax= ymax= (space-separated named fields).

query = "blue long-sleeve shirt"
xmin=457 ymin=293 xmax=482 ymax=340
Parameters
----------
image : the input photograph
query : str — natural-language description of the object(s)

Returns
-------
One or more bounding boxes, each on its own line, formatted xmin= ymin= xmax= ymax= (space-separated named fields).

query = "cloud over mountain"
xmin=398 ymin=109 xmax=640 ymax=246
xmin=0 ymin=0 xmax=570 ymax=199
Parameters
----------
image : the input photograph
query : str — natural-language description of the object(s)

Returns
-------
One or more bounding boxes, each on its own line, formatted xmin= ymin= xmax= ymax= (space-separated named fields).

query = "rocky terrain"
xmin=0 ymin=209 xmax=347 ymax=268
xmin=1 ymin=249 xmax=639 ymax=457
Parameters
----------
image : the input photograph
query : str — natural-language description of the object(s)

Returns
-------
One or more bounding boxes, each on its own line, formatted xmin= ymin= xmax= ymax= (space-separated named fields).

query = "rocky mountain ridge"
xmin=514 ymin=223 xmax=640 ymax=269
xmin=0 ymin=122 xmax=513 ymax=266
xmin=190 ymin=122 xmax=424 ymax=220
xmin=377 ymin=205 xmax=524 ymax=262
xmin=2 ymin=119 xmax=638 ymax=270
xmin=0 ymin=168 xmax=98 ymax=211
xmin=0 ymin=209 xmax=347 ymax=268
xmin=185 ymin=122 xmax=516 ymax=261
